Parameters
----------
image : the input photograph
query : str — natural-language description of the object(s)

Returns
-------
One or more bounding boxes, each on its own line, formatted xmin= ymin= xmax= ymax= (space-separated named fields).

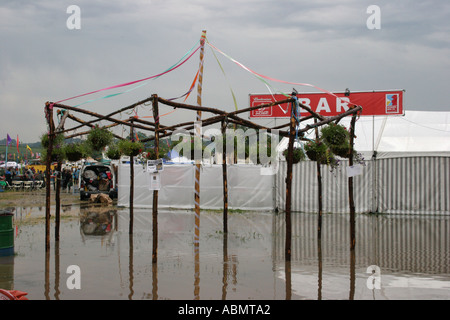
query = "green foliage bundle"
xmin=105 ymin=143 xmax=121 ymax=160
xmin=87 ymin=126 xmax=113 ymax=151
xmin=282 ymin=147 xmax=306 ymax=164
xmin=63 ymin=142 xmax=87 ymax=162
xmin=40 ymin=132 xmax=66 ymax=162
xmin=118 ymin=139 xmax=143 ymax=157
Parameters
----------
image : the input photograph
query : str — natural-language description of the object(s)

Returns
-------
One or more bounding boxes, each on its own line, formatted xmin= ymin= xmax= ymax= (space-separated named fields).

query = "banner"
xmin=249 ymin=90 xmax=404 ymax=118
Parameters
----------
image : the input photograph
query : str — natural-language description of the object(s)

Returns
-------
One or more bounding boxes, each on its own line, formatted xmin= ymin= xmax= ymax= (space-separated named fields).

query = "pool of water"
xmin=1 ymin=205 xmax=449 ymax=300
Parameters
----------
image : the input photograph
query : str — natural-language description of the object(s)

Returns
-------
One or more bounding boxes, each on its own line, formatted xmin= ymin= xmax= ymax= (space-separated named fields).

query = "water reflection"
xmin=10 ymin=207 xmax=450 ymax=299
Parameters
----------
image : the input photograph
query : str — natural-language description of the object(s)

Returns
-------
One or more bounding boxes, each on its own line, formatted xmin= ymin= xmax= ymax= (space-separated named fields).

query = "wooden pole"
xmin=44 ymin=102 xmax=54 ymax=253
xmin=348 ymin=112 xmax=357 ymax=300
xmin=55 ymin=161 xmax=62 ymax=242
xmin=54 ymin=109 xmax=69 ymax=243
xmin=152 ymin=94 xmax=159 ymax=264
xmin=314 ymin=118 xmax=323 ymax=300
xmin=284 ymin=96 xmax=297 ymax=261
xmin=194 ymin=29 xmax=206 ymax=300
xmin=129 ymin=119 xmax=134 ymax=235
xmin=314 ymin=119 xmax=323 ymax=241
xmin=349 ymin=113 xmax=357 ymax=249
xmin=194 ymin=30 xmax=206 ymax=247
xmin=221 ymin=118 xmax=228 ymax=234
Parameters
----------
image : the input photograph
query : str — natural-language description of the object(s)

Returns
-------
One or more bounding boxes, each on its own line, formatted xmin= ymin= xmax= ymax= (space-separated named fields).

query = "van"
xmin=78 ymin=163 xmax=117 ymax=200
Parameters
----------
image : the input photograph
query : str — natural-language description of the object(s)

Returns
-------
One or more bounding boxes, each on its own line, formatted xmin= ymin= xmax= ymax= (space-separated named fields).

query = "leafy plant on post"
xmin=86 ymin=126 xmax=113 ymax=151
xmin=118 ymin=139 xmax=144 ymax=157
xmin=282 ymin=147 xmax=306 ymax=164
xmin=63 ymin=142 xmax=88 ymax=162
xmin=40 ymin=132 xmax=66 ymax=163
xmin=320 ymin=123 xmax=351 ymax=158
xmin=105 ymin=142 xmax=122 ymax=160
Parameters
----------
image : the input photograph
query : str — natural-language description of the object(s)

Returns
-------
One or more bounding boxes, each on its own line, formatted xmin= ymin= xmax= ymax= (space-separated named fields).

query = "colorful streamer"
xmin=207 ymin=40 xmax=238 ymax=111
xmin=206 ymin=40 xmax=357 ymax=107
xmin=53 ymin=41 xmax=202 ymax=107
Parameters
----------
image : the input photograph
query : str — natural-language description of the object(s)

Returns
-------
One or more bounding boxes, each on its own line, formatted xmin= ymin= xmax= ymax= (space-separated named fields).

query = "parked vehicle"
xmin=78 ymin=163 xmax=117 ymax=200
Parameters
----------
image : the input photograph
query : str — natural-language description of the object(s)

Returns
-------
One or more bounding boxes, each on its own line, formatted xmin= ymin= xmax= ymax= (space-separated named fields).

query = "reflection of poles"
xmin=54 ymin=241 xmax=60 ymax=300
xmin=222 ymin=231 xmax=228 ymax=300
xmin=152 ymin=94 xmax=159 ymax=264
xmin=45 ymin=249 xmax=50 ymax=300
xmin=152 ymin=262 xmax=158 ymax=300
xmin=285 ymin=260 xmax=292 ymax=300
xmin=348 ymin=113 xmax=357 ymax=300
xmin=128 ymin=234 xmax=134 ymax=300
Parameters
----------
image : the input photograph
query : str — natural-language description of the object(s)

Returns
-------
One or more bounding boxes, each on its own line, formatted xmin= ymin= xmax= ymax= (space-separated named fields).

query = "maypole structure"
xmin=194 ymin=30 xmax=206 ymax=247
xmin=194 ymin=29 xmax=206 ymax=300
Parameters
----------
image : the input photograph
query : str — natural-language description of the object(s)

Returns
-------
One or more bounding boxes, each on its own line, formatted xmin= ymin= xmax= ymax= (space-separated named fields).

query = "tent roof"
xmin=278 ymin=111 xmax=450 ymax=158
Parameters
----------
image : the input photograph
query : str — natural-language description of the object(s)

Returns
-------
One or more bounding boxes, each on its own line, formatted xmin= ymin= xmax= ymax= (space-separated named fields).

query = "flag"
xmin=27 ymin=145 xmax=32 ymax=152
xmin=5 ymin=134 xmax=12 ymax=162
xmin=16 ymin=135 xmax=20 ymax=154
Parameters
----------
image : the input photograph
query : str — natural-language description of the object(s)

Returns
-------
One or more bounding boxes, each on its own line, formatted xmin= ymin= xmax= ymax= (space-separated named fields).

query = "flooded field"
xmin=1 ymin=200 xmax=449 ymax=300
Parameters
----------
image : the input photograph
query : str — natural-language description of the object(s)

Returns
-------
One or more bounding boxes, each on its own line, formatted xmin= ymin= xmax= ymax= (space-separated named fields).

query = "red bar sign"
xmin=249 ymin=90 xmax=404 ymax=117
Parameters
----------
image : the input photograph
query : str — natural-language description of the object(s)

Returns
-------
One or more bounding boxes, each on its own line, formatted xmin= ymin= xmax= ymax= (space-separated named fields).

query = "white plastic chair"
xmin=12 ymin=181 xmax=23 ymax=191
xmin=23 ymin=181 xmax=33 ymax=191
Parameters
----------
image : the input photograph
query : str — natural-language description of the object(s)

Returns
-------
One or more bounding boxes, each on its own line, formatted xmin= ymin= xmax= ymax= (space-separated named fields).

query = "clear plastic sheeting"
xmin=118 ymin=162 xmax=274 ymax=210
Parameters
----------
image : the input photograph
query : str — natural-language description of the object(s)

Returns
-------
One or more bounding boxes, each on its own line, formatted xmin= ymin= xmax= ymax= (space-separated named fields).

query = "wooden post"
xmin=194 ymin=30 xmax=206 ymax=248
xmin=129 ymin=119 xmax=134 ymax=235
xmin=55 ymin=161 xmax=62 ymax=242
xmin=284 ymin=96 xmax=297 ymax=261
xmin=348 ymin=112 xmax=357 ymax=300
xmin=314 ymin=119 xmax=323 ymax=300
xmin=221 ymin=118 xmax=228 ymax=234
xmin=194 ymin=29 xmax=206 ymax=301
xmin=152 ymin=94 xmax=159 ymax=264
xmin=44 ymin=102 xmax=54 ymax=253
xmin=314 ymin=119 xmax=323 ymax=241
xmin=54 ymin=109 xmax=69 ymax=243
xmin=349 ymin=113 xmax=357 ymax=250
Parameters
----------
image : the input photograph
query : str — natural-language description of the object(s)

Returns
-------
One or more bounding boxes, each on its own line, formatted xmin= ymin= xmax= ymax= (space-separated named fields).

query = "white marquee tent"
xmin=118 ymin=111 xmax=450 ymax=215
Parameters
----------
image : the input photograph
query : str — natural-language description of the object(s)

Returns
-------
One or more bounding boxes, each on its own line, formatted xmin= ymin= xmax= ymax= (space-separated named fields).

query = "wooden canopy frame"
xmin=42 ymin=31 xmax=362 ymax=266
xmin=43 ymin=95 xmax=361 ymax=262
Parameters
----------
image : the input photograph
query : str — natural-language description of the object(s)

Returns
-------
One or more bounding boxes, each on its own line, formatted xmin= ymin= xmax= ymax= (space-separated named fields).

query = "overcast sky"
xmin=1 ymin=0 xmax=449 ymax=142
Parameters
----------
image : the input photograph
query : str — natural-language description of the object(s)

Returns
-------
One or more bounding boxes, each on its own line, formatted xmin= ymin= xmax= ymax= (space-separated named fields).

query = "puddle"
xmin=1 ymin=206 xmax=449 ymax=300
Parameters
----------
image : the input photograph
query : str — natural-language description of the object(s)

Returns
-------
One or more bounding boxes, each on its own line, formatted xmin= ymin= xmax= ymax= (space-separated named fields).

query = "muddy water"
xmin=1 ymin=206 xmax=449 ymax=300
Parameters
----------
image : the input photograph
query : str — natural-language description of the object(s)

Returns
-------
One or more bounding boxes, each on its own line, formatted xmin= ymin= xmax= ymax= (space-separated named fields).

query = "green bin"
xmin=0 ymin=212 xmax=14 ymax=257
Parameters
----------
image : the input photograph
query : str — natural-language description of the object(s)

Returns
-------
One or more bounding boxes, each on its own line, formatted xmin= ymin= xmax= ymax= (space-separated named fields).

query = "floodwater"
xmin=1 ymin=205 xmax=449 ymax=300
